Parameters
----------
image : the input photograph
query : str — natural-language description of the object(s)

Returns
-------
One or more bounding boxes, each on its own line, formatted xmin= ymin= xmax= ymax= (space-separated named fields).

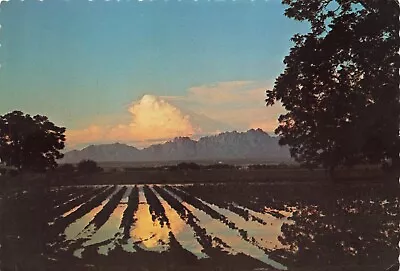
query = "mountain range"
xmin=60 ymin=129 xmax=291 ymax=164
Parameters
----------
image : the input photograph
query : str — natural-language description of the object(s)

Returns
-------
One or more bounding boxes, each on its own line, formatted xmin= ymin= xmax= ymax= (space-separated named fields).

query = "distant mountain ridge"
xmin=60 ymin=129 xmax=291 ymax=164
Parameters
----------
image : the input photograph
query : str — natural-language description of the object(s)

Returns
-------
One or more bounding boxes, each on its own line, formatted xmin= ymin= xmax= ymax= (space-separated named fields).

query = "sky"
xmin=0 ymin=0 xmax=309 ymax=149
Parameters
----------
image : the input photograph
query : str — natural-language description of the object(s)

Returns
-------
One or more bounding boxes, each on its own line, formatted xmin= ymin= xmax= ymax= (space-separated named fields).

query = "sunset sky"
xmin=0 ymin=0 xmax=309 ymax=149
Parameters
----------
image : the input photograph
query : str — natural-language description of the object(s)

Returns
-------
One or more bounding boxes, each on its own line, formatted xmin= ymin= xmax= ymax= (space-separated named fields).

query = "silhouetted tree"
xmin=266 ymin=1 xmax=399 ymax=174
xmin=77 ymin=159 xmax=102 ymax=174
xmin=0 ymin=111 xmax=66 ymax=172
xmin=57 ymin=163 xmax=75 ymax=173
xmin=177 ymin=162 xmax=201 ymax=170
xmin=271 ymin=186 xmax=399 ymax=269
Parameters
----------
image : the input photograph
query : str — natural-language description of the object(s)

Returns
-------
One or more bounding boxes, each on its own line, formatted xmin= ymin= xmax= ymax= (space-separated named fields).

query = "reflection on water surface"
xmin=50 ymin=184 xmax=292 ymax=270
xmin=4 ymin=183 xmax=394 ymax=271
xmin=129 ymin=187 xmax=170 ymax=251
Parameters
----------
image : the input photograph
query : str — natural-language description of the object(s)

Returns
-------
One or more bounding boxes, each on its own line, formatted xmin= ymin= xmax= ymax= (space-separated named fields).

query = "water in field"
xmin=128 ymin=187 xmax=170 ymax=252
xmin=2 ymin=183 xmax=398 ymax=270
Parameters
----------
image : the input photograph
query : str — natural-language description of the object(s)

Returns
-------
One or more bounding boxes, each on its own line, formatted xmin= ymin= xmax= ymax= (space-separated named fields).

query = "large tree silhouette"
xmin=0 ymin=111 xmax=66 ymax=172
xmin=266 ymin=0 xmax=399 ymax=173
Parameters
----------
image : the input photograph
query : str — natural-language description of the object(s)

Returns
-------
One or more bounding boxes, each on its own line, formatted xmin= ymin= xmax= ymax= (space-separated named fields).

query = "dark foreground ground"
xmin=0 ymin=165 xmax=395 ymax=188
xmin=0 ymin=168 xmax=398 ymax=271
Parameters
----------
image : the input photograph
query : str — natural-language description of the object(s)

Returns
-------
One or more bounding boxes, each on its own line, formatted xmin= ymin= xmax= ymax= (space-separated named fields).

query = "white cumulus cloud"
xmin=66 ymin=95 xmax=201 ymax=149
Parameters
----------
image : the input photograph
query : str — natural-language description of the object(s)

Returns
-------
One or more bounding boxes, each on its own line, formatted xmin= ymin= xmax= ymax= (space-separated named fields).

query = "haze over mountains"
xmin=60 ymin=129 xmax=291 ymax=164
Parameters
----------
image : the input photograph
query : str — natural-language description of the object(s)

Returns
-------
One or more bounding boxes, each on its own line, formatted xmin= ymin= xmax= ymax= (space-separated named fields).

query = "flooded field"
xmin=0 ymin=182 xmax=398 ymax=271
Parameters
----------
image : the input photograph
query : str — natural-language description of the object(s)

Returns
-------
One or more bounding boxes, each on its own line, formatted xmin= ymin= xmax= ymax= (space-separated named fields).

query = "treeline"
xmin=56 ymin=160 xmax=102 ymax=174
xmin=2 ymin=159 xmax=298 ymax=181
xmin=123 ymin=162 xmax=237 ymax=171
xmin=122 ymin=162 xmax=296 ymax=172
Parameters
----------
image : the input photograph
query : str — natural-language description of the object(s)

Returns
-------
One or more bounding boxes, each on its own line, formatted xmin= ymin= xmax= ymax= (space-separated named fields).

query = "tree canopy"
xmin=266 ymin=0 xmax=399 ymax=171
xmin=0 ymin=111 xmax=66 ymax=172
xmin=77 ymin=159 xmax=102 ymax=174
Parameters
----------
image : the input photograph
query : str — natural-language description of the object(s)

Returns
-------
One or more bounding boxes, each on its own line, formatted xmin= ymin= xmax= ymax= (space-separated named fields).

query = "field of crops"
xmin=0 ymin=182 xmax=398 ymax=271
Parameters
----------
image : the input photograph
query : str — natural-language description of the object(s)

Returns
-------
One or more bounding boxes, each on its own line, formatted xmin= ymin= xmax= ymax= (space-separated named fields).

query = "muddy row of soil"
xmin=45 ymin=185 xmax=274 ymax=270
xmin=49 ymin=186 xmax=116 ymax=248
xmin=50 ymin=186 xmax=105 ymax=219
xmin=45 ymin=185 xmax=288 ymax=270
xmin=62 ymin=186 xmax=130 ymax=258
xmin=178 ymin=183 xmax=400 ymax=269
xmin=120 ymin=186 xmax=139 ymax=241
xmin=2 ymin=183 xmax=397 ymax=271
xmin=143 ymin=185 xmax=170 ymax=227
xmin=165 ymin=186 xmax=274 ymax=254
